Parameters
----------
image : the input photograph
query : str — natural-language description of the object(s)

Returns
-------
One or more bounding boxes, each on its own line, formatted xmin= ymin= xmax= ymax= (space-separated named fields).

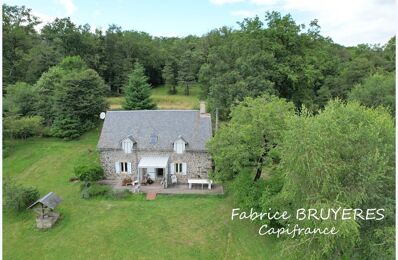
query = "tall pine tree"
xmin=162 ymin=60 xmax=177 ymax=94
xmin=123 ymin=62 xmax=156 ymax=110
xmin=177 ymin=50 xmax=196 ymax=96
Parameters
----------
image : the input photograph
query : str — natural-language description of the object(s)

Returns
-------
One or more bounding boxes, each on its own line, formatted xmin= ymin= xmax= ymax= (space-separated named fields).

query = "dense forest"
xmin=3 ymin=5 xmax=395 ymax=120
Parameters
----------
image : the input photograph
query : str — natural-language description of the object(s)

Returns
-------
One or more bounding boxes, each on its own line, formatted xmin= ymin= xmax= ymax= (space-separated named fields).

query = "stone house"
xmin=97 ymin=102 xmax=212 ymax=188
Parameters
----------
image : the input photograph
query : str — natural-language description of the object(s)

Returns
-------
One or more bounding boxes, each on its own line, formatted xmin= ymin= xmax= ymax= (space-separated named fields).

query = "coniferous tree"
xmin=123 ymin=62 xmax=156 ymax=110
xmin=162 ymin=61 xmax=177 ymax=94
xmin=177 ymin=50 xmax=196 ymax=96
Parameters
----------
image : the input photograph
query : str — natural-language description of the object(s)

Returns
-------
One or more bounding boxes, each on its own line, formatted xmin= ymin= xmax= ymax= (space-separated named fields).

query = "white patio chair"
xmin=133 ymin=183 xmax=141 ymax=193
xmin=171 ymin=175 xmax=177 ymax=185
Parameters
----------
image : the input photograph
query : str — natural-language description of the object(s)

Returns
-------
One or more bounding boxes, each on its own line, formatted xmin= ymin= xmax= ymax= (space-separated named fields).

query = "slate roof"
xmin=97 ymin=110 xmax=212 ymax=151
xmin=28 ymin=192 xmax=61 ymax=210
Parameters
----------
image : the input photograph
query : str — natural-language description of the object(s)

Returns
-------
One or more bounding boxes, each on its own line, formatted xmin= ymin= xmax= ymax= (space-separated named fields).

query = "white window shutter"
xmin=115 ymin=162 xmax=120 ymax=174
xmin=170 ymin=163 xmax=175 ymax=175
xmin=182 ymin=163 xmax=187 ymax=175
xmin=127 ymin=162 xmax=132 ymax=174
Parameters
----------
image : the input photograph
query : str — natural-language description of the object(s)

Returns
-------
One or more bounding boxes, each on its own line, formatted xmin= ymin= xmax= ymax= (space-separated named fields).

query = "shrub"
xmin=230 ymin=169 xmax=266 ymax=212
xmin=106 ymin=189 xmax=131 ymax=199
xmin=3 ymin=143 xmax=11 ymax=158
xmin=87 ymin=184 xmax=111 ymax=197
xmin=4 ymin=178 xmax=40 ymax=212
xmin=80 ymin=182 xmax=112 ymax=199
xmin=3 ymin=116 xmax=45 ymax=139
xmin=74 ymin=164 xmax=104 ymax=182
xmin=4 ymin=82 xmax=38 ymax=117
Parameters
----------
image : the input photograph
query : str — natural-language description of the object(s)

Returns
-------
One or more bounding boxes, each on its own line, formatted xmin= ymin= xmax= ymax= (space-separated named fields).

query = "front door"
xmin=147 ymin=168 xmax=156 ymax=180
xmin=157 ymin=168 xmax=164 ymax=178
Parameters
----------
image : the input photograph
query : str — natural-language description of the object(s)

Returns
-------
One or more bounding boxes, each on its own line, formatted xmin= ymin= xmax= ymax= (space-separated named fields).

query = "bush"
xmin=80 ymin=182 xmax=131 ymax=199
xmin=4 ymin=82 xmax=38 ymax=117
xmin=106 ymin=189 xmax=131 ymax=199
xmin=74 ymin=164 xmax=104 ymax=182
xmin=87 ymin=183 xmax=111 ymax=197
xmin=3 ymin=143 xmax=11 ymax=158
xmin=80 ymin=182 xmax=113 ymax=199
xmin=230 ymin=169 xmax=266 ymax=212
xmin=3 ymin=116 xmax=45 ymax=139
xmin=4 ymin=178 xmax=40 ymax=212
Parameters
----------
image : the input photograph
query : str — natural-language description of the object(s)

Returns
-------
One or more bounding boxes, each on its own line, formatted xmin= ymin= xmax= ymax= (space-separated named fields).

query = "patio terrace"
xmin=98 ymin=179 xmax=224 ymax=195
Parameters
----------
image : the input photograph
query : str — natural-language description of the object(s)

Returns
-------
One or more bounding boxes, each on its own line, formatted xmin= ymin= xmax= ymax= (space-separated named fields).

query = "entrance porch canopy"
xmin=138 ymin=156 xmax=169 ymax=168
xmin=137 ymin=156 xmax=169 ymax=188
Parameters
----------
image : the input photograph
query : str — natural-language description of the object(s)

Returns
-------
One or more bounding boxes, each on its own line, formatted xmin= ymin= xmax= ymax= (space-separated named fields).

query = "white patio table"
xmin=188 ymin=179 xmax=213 ymax=190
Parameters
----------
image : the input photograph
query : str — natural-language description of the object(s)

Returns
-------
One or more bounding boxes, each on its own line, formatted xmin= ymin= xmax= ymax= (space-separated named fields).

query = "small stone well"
xmin=28 ymin=192 xmax=62 ymax=229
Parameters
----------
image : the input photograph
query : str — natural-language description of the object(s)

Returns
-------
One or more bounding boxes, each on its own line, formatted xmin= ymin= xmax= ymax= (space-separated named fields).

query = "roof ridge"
xmin=39 ymin=192 xmax=54 ymax=202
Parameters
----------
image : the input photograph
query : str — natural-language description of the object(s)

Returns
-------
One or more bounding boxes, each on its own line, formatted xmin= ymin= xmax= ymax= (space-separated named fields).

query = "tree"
xmin=207 ymin=94 xmax=295 ymax=181
xmin=41 ymin=18 xmax=82 ymax=56
xmin=333 ymin=56 xmax=375 ymax=98
xmin=200 ymin=13 xmax=311 ymax=118
xmin=23 ymin=41 xmax=63 ymax=84
xmin=177 ymin=50 xmax=196 ymax=95
xmin=162 ymin=60 xmax=177 ymax=94
xmin=2 ymin=4 xmax=40 ymax=85
xmin=35 ymin=56 xmax=108 ymax=139
xmin=382 ymin=36 xmax=395 ymax=72
xmin=123 ymin=62 xmax=156 ymax=110
xmin=4 ymin=82 xmax=38 ymax=116
xmin=35 ymin=55 xmax=88 ymax=127
xmin=35 ymin=66 xmax=64 ymax=126
xmin=349 ymin=72 xmax=395 ymax=114
xmin=264 ymin=100 xmax=395 ymax=259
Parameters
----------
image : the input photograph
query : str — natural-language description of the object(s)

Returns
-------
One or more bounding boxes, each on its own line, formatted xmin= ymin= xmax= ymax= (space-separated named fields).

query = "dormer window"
xmin=173 ymin=136 xmax=187 ymax=154
xmin=121 ymin=136 xmax=135 ymax=154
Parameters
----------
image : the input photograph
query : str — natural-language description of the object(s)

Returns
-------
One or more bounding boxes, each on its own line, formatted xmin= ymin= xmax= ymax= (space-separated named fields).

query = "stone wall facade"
xmin=99 ymin=149 xmax=212 ymax=184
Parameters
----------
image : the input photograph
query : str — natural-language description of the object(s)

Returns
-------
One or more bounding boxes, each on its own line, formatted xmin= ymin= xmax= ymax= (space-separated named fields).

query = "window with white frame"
xmin=122 ymin=139 xmax=133 ymax=153
xmin=120 ymin=162 xmax=128 ymax=173
xmin=173 ymin=162 xmax=186 ymax=175
xmin=174 ymin=139 xmax=185 ymax=154
xmin=175 ymin=163 xmax=182 ymax=173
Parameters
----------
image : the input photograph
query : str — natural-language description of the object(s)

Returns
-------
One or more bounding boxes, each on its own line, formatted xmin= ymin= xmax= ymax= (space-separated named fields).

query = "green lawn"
xmin=108 ymin=85 xmax=201 ymax=110
xmin=3 ymin=128 xmax=280 ymax=259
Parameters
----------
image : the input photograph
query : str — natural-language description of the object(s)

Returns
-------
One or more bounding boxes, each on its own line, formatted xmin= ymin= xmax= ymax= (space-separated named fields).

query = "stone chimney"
xmin=199 ymin=101 xmax=206 ymax=114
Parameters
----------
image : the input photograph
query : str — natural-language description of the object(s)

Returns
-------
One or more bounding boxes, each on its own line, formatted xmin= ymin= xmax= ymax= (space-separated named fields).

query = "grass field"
xmin=3 ymin=128 xmax=279 ymax=259
xmin=108 ymin=85 xmax=201 ymax=110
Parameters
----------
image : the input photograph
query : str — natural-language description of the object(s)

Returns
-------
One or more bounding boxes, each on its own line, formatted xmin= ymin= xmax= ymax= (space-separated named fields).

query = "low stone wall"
xmin=99 ymin=149 xmax=212 ymax=183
